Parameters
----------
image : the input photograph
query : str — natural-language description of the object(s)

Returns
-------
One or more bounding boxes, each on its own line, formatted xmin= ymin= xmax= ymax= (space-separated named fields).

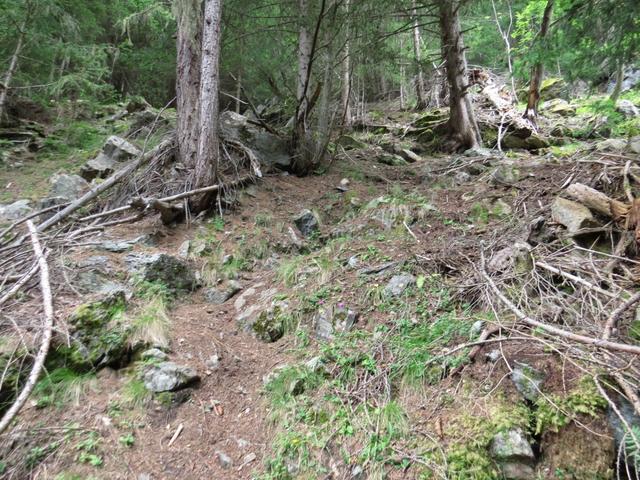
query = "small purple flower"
xmin=337 ymin=302 xmax=345 ymax=309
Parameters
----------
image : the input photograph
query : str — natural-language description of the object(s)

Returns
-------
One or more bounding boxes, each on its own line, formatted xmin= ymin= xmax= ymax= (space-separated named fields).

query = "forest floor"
xmin=0 ymin=100 xmax=637 ymax=480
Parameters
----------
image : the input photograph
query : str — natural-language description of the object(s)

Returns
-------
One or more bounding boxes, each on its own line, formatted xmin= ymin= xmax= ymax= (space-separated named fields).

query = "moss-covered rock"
xmin=56 ymin=291 xmax=131 ymax=370
xmin=252 ymin=303 xmax=286 ymax=342
xmin=125 ymin=253 xmax=197 ymax=293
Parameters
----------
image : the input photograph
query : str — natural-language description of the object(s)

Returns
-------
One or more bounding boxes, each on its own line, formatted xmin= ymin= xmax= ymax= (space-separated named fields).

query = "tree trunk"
xmin=292 ymin=0 xmax=324 ymax=174
xmin=610 ymin=60 xmax=624 ymax=102
xmin=194 ymin=0 xmax=222 ymax=193
xmin=0 ymin=18 xmax=27 ymax=122
xmin=340 ymin=0 xmax=352 ymax=126
xmin=296 ymin=0 xmax=311 ymax=118
xmin=438 ymin=0 xmax=481 ymax=150
xmin=174 ymin=0 xmax=203 ymax=168
xmin=523 ymin=0 xmax=554 ymax=126
xmin=412 ymin=0 xmax=427 ymax=110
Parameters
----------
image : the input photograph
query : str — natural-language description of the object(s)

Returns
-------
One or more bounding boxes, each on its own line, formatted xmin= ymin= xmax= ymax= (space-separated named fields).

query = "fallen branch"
xmin=480 ymin=248 xmax=640 ymax=355
xmin=565 ymin=183 xmax=629 ymax=219
xmin=534 ymin=260 xmax=620 ymax=299
xmin=36 ymin=137 xmax=176 ymax=233
xmin=602 ymin=291 xmax=640 ymax=341
xmin=0 ymin=259 xmax=39 ymax=307
xmin=0 ymin=221 xmax=54 ymax=435
xmin=79 ymin=175 xmax=252 ymax=223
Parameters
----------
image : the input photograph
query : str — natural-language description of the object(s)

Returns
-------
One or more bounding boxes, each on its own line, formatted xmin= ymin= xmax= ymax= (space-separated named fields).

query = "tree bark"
xmin=0 ymin=15 xmax=28 ymax=123
xmin=296 ymin=0 xmax=312 ymax=119
xmin=523 ymin=0 xmax=554 ymax=126
xmin=174 ymin=0 xmax=203 ymax=168
xmin=610 ymin=60 xmax=624 ymax=102
xmin=340 ymin=0 xmax=352 ymax=126
xmin=438 ymin=0 xmax=481 ymax=150
xmin=412 ymin=0 xmax=427 ymax=110
xmin=194 ymin=0 xmax=222 ymax=193
xmin=292 ymin=0 xmax=325 ymax=174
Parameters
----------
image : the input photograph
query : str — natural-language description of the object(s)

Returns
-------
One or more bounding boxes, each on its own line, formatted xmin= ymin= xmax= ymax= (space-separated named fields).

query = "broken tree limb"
xmin=0 ymin=221 xmax=54 ymax=435
xmin=534 ymin=260 xmax=619 ymax=299
xmin=80 ymin=175 xmax=252 ymax=224
xmin=36 ymin=137 xmax=176 ymax=233
xmin=565 ymin=183 xmax=629 ymax=219
xmin=480 ymin=248 xmax=640 ymax=355
xmin=602 ymin=290 xmax=640 ymax=341
xmin=0 ymin=258 xmax=40 ymax=307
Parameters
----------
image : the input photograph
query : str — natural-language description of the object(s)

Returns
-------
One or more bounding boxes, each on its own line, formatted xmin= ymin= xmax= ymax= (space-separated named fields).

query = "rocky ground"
xmin=1 ymin=91 xmax=640 ymax=480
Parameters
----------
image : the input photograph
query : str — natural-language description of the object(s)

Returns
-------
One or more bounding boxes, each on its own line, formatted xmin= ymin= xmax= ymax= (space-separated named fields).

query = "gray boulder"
xmin=616 ymin=99 xmax=639 ymax=119
xmin=49 ymin=173 xmax=89 ymax=201
xmin=125 ymin=253 xmax=197 ymax=292
xmin=81 ymin=136 xmax=141 ymax=180
xmin=294 ymin=209 xmax=320 ymax=237
xmin=234 ymin=283 xmax=286 ymax=342
xmin=596 ymin=138 xmax=628 ymax=152
xmin=551 ymin=197 xmax=599 ymax=234
xmin=204 ymin=280 xmax=242 ymax=304
xmin=490 ymin=428 xmax=535 ymax=480
xmin=630 ymin=135 xmax=640 ymax=154
xmin=384 ymin=274 xmax=416 ymax=297
xmin=219 ymin=111 xmax=290 ymax=170
xmin=511 ymin=362 xmax=545 ymax=401
xmin=143 ymin=361 xmax=199 ymax=392
xmin=314 ymin=306 xmax=358 ymax=341
xmin=0 ymin=199 xmax=32 ymax=222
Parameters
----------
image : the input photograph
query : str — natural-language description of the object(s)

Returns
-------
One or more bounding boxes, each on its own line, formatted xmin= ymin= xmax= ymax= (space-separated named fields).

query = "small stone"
xmin=596 ymin=138 xmax=628 ymax=152
xmin=294 ymin=209 xmax=320 ymax=237
xmin=551 ymin=197 xmax=599 ymax=234
xmin=178 ymin=240 xmax=191 ymax=258
xmin=511 ymin=362 xmax=544 ymax=401
xmin=49 ymin=173 xmax=89 ymax=201
xmin=236 ymin=438 xmax=249 ymax=449
xmin=216 ymin=451 xmax=233 ymax=469
xmin=347 ymin=255 xmax=359 ymax=268
xmin=486 ymin=349 xmax=501 ymax=362
xmin=125 ymin=253 xmax=197 ymax=292
xmin=377 ymin=153 xmax=407 ymax=166
xmin=101 ymin=239 xmax=135 ymax=253
xmin=340 ymin=178 xmax=350 ymax=187
xmin=490 ymin=428 xmax=535 ymax=461
xmin=463 ymin=147 xmax=492 ymax=157
xmin=242 ymin=452 xmax=257 ymax=465
xmin=204 ymin=281 xmax=242 ymax=304
xmin=206 ymin=355 xmax=221 ymax=369
xmin=142 ymin=362 xmax=200 ymax=392
xmin=616 ymin=99 xmax=639 ymax=118
xmin=454 ymin=170 xmax=471 ymax=184
xmin=351 ymin=465 xmax=365 ymax=480
xmin=0 ymin=199 xmax=32 ymax=222
xmin=471 ymin=320 xmax=484 ymax=335
xmin=384 ymin=274 xmax=416 ymax=297
xmin=141 ymin=348 xmax=168 ymax=361
xmin=305 ymin=356 xmax=325 ymax=373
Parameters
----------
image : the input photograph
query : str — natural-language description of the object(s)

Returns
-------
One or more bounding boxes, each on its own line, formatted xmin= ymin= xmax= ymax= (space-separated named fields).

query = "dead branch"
xmin=0 ymin=259 xmax=39 ymax=307
xmin=534 ymin=260 xmax=620 ymax=299
xmin=0 ymin=221 xmax=54 ymax=435
xmin=565 ymin=183 xmax=629 ymax=219
xmin=480 ymin=248 xmax=640 ymax=355
xmin=36 ymin=137 xmax=176 ymax=233
xmin=603 ymin=291 xmax=640 ymax=341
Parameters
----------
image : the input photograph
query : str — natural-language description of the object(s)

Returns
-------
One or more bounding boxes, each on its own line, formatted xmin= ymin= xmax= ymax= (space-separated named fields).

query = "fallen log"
xmin=565 ymin=183 xmax=629 ymax=219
